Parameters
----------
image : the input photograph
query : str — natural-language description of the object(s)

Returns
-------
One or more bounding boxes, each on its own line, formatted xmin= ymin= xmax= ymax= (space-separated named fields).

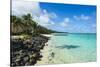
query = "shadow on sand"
xmin=55 ymin=44 xmax=80 ymax=49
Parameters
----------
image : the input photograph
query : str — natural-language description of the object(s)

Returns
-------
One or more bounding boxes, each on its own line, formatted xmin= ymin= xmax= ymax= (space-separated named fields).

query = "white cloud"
xmin=41 ymin=9 xmax=57 ymax=19
xmin=12 ymin=0 xmax=57 ymax=27
xmin=64 ymin=18 xmax=70 ymax=22
xmin=74 ymin=14 xmax=90 ymax=20
xmin=60 ymin=18 xmax=70 ymax=27
xmin=12 ymin=0 xmax=41 ymax=15
xmin=73 ymin=15 xmax=79 ymax=20
xmin=38 ymin=13 xmax=50 ymax=26
xmin=60 ymin=22 xmax=68 ymax=27
xmin=81 ymin=14 xmax=90 ymax=20
xmin=33 ymin=9 xmax=57 ymax=27
xmin=92 ymin=24 xmax=96 ymax=28
xmin=49 ymin=13 xmax=58 ymax=19
xmin=50 ymin=21 xmax=55 ymax=25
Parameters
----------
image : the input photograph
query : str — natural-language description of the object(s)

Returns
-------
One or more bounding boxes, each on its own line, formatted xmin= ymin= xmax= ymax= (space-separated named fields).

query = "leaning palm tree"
xmin=22 ymin=13 xmax=38 ymax=34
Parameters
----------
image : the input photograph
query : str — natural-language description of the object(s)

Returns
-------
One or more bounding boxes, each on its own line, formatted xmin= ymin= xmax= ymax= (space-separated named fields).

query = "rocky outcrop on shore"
xmin=11 ymin=35 xmax=49 ymax=66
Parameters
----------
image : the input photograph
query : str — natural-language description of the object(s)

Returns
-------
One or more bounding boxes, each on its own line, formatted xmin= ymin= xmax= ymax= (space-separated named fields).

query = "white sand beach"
xmin=36 ymin=34 xmax=55 ymax=65
xmin=36 ymin=43 xmax=50 ymax=65
xmin=41 ymin=34 xmax=53 ymax=37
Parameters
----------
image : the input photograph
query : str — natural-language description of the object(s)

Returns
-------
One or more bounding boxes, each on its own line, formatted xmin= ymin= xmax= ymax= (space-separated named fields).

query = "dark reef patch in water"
xmin=55 ymin=44 xmax=80 ymax=49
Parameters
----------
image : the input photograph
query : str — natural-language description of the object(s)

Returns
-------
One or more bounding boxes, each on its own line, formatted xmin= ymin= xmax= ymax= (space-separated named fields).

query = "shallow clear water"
xmin=47 ymin=33 xmax=96 ymax=64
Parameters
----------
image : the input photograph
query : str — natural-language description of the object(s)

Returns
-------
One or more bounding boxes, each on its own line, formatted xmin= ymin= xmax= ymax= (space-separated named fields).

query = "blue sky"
xmin=12 ymin=0 xmax=96 ymax=33
xmin=39 ymin=2 xmax=96 ymax=33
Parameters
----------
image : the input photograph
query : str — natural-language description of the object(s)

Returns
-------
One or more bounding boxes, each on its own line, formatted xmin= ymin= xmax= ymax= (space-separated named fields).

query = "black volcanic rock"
xmin=11 ymin=35 xmax=49 ymax=66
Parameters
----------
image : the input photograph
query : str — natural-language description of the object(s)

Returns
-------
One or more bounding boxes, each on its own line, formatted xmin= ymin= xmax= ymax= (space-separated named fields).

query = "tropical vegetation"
xmin=11 ymin=13 xmax=57 ymax=35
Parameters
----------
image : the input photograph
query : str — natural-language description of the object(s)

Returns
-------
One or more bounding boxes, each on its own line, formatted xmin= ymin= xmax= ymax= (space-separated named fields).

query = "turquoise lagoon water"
xmin=47 ymin=33 xmax=96 ymax=63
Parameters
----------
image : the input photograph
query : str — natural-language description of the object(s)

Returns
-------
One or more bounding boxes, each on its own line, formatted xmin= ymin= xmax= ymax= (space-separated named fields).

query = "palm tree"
xmin=11 ymin=13 xmax=56 ymax=35
xmin=22 ymin=13 xmax=38 ymax=34
xmin=11 ymin=15 xmax=26 ymax=35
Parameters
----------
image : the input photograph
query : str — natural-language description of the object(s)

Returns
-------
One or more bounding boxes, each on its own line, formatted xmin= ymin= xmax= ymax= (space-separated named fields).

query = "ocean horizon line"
xmin=52 ymin=32 xmax=96 ymax=34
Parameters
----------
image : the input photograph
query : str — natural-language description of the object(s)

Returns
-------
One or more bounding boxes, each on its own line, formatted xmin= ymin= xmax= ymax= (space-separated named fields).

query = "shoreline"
xmin=36 ymin=35 xmax=55 ymax=65
xmin=11 ymin=34 xmax=49 ymax=66
xmin=41 ymin=34 xmax=53 ymax=38
xmin=36 ymin=43 xmax=51 ymax=65
xmin=11 ymin=33 xmax=96 ymax=66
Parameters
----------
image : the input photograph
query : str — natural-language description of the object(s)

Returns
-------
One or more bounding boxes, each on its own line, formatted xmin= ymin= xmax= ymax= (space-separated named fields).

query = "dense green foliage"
xmin=11 ymin=13 xmax=57 ymax=35
xmin=36 ymin=25 xmax=57 ymax=34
